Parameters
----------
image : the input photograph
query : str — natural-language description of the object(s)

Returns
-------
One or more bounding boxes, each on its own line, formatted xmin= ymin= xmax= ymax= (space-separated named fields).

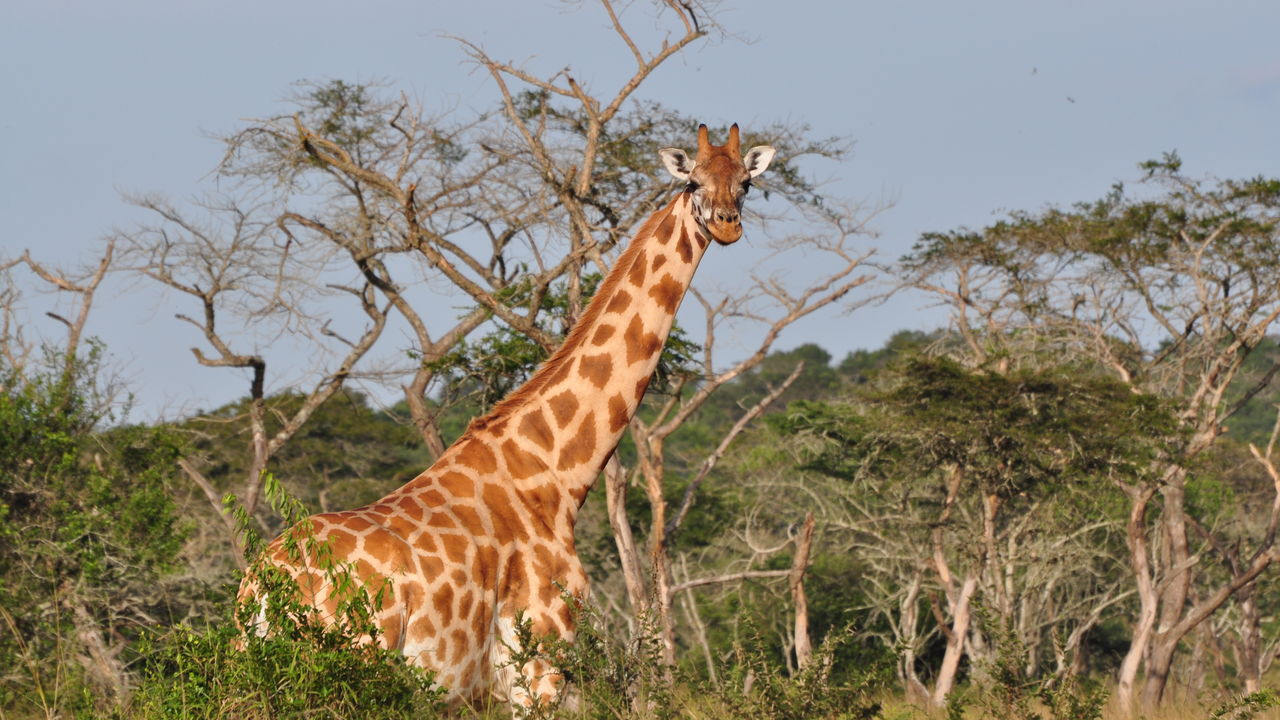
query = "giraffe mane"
xmin=460 ymin=192 xmax=685 ymax=437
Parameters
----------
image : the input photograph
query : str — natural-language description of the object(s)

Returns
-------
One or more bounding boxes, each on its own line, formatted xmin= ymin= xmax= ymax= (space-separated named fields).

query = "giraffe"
xmin=239 ymin=123 xmax=776 ymax=706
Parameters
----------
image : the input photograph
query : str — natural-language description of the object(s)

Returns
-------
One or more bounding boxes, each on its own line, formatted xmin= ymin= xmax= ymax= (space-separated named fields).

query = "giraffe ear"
xmin=659 ymin=148 xmax=695 ymax=181
xmin=744 ymin=146 xmax=776 ymax=178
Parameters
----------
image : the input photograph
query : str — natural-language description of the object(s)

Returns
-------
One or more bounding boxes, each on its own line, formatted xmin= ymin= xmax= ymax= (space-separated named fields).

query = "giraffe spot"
xmin=367 ymin=534 xmax=397 ymax=565
xmin=474 ymin=545 xmax=499 ymax=590
xmin=651 ymin=254 xmax=667 ymax=272
xmin=635 ymin=375 xmax=651 ymax=402
xmin=409 ymin=613 xmax=437 ymax=642
xmin=578 ymin=353 xmax=612 ymax=389
xmin=297 ymin=571 xmax=323 ymax=597
xmin=433 ymin=584 xmax=455 ymax=626
xmin=385 ymin=513 xmax=416 ymax=541
xmin=343 ymin=514 xmax=374 ymax=533
xmin=418 ymin=554 xmax=444 ymax=579
xmin=501 ymin=439 xmax=546 ymax=480
xmin=427 ymin=512 xmax=456 ymax=530
xmin=451 ymin=629 xmax=468 ymax=664
xmin=608 ymin=393 xmax=629 ymax=433
xmin=456 ymin=440 xmax=499 ymax=474
xmin=557 ymin=411 xmax=597 ymax=471
xmin=624 ymin=315 xmax=661 ymax=366
xmin=694 ymin=229 xmax=709 ymax=249
xmin=452 ymin=503 xmax=487 ymax=537
xmin=440 ymin=533 xmax=469 ymax=564
xmin=676 ymin=226 xmax=693 ymax=263
xmin=380 ymin=613 xmax=404 ymax=650
xmin=543 ymin=356 xmax=577 ymax=389
xmin=458 ymin=590 xmax=475 ymax=620
xmin=482 ymin=483 xmax=529 ymax=544
xmin=451 ymin=568 xmax=468 ymax=586
xmin=557 ymin=601 xmax=575 ymax=632
xmin=421 ymin=489 xmax=447 ymax=507
xmin=522 ymin=482 xmax=562 ymax=534
xmin=628 ymin=249 xmax=647 ymax=286
xmin=327 ymin=528 xmax=358 ymax=558
xmin=591 ymin=324 xmax=615 ymax=346
xmin=416 ymin=533 xmax=438 ymax=554
xmin=506 ymin=552 xmax=530 ymax=606
xmin=648 ymin=273 xmax=683 ymax=314
xmin=655 ymin=211 xmax=676 ymax=244
xmin=548 ymin=390 xmax=579 ymax=429
xmin=434 ymin=637 xmax=450 ymax=663
xmin=438 ymin=471 xmax=475 ymax=499
xmin=471 ymin=611 xmax=489 ymax=652
xmin=533 ymin=545 xmax=570 ymax=607
xmin=604 ymin=290 xmax=631 ymax=314
xmin=518 ymin=409 xmax=555 ymax=452
xmin=401 ymin=498 xmax=424 ymax=522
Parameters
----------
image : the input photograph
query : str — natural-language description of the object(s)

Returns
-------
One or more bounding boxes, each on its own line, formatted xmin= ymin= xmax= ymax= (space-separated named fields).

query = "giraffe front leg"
xmin=492 ymin=607 xmax=571 ymax=713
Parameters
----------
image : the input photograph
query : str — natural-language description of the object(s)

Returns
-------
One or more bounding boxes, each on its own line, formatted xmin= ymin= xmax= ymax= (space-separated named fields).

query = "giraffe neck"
xmin=457 ymin=190 xmax=709 ymax=509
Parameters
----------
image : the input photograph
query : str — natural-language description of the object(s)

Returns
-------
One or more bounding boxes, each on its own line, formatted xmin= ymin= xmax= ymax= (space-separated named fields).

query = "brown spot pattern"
xmin=433 ymin=584 xmax=455 ymax=625
xmin=655 ymin=212 xmax=676 ymax=244
xmin=456 ymin=440 xmax=498 ymax=474
xmin=624 ymin=314 xmax=661 ymax=366
xmin=591 ymin=325 xmax=615 ymax=345
xmin=578 ymin=353 xmax=612 ymax=389
xmin=452 ymin=504 xmax=487 ymax=536
xmin=651 ymin=254 xmax=667 ymax=272
xmin=440 ymin=534 xmax=468 ymax=564
xmin=501 ymin=439 xmax=545 ymax=480
xmin=438 ymin=471 xmax=475 ymax=499
xmin=557 ymin=411 xmax=597 ymax=471
xmin=676 ymin=226 xmax=692 ymax=263
xmin=628 ymin=249 xmax=647 ymax=286
xmin=518 ymin=409 xmax=554 ymax=452
xmin=482 ymin=483 xmax=529 ymax=544
xmin=608 ymin=393 xmax=629 ymax=433
xmin=648 ymin=273 xmax=683 ymax=314
xmin=543 ymin=356 xmax=576 ymax=389
xmin=604 ymin=290 xmax=631 ymax=314
xmin=548 ymin=390 xmax=579 ymax=429
xmin=635 ymin=376 xmax=651 ymax=401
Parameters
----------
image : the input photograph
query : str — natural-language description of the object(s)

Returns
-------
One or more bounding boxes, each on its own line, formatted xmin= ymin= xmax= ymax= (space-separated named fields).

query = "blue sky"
xmin=3 ymin=0 xmax=1278 ymax=417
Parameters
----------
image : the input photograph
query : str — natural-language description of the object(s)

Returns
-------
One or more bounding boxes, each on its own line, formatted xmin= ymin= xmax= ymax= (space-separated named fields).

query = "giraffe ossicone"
xmin=238 ymin=123 xmax=775 ymax=707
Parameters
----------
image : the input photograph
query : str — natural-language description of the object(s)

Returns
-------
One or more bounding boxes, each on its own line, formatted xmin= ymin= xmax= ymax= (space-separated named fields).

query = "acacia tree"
xmin=902 ymin=157 xmax=1280 ymax=709
xmin=774 ymin=357 xmax=1176 ymax=706
xmin=0 ymin=245 xmax=187 ymax=712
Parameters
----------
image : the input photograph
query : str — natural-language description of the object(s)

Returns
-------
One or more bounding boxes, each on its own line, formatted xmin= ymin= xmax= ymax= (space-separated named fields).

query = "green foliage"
xmin=709 ymin=625 xmax=883 ymax=720
xmin=129 ymin=474 xmax=446 ymax=719
xmin=777 ymin=355 xmax=1180 ymax=498
xmin=0 ymin=345 xmax=188 ymax=715
xmin=1208 ymin=690 xmax=1280 ymax=720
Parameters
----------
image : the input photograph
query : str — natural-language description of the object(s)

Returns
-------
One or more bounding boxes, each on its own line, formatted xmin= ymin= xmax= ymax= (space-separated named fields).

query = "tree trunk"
xmin=1115 ymin=483 xmax=1159 ymax=712
xmin=790 ymin=512 xmax=816 ymax=670
xmin=931 ymin=574 xmax=977 ymax=707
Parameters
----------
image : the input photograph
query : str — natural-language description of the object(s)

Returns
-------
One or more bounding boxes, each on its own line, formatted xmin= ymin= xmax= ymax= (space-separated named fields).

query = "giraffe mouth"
xmin=706 ymin=220 xmax=743 ymax=245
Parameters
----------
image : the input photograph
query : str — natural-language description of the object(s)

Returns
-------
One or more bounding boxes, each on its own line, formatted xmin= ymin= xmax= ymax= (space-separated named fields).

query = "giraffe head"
xmin=658 ymin=124 xmax=776 ymax=245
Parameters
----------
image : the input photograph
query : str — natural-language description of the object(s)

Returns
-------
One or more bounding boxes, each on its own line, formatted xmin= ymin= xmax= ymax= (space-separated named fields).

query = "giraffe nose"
xmin=715 ymin=208 xmax=739 ymax=225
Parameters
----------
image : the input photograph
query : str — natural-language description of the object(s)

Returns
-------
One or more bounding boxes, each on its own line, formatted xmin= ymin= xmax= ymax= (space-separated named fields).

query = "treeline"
xmin=5 ymin=1 xmax=1280 ymax=718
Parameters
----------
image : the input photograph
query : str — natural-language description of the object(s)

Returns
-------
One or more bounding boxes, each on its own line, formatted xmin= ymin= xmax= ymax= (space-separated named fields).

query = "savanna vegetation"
xmin=4 ymin=2 xmax=1280 ymax=718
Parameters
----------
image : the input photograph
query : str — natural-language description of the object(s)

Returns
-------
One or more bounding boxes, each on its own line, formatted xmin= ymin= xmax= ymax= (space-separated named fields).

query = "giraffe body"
xmin=239 ymin=124 xmax=775 ymax=706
